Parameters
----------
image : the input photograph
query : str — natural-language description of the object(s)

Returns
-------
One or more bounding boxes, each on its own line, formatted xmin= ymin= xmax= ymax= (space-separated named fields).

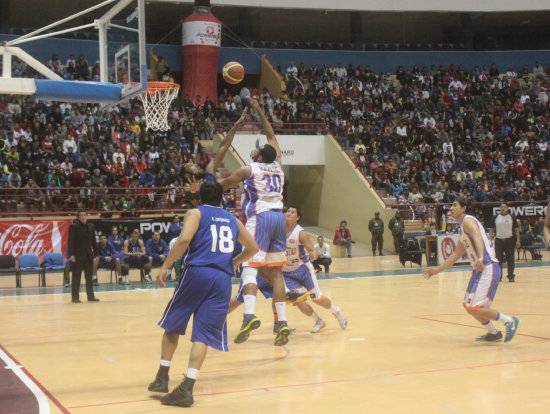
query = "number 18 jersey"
xmin=182 ymin=205 xmax=240 ymax=276
xmin=242 ymin=161 xmax=284 ymax=217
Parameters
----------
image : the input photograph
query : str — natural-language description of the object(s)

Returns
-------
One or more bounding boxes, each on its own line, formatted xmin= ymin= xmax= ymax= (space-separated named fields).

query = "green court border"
xmin=1 ymin=261 xmax=548 ymax=298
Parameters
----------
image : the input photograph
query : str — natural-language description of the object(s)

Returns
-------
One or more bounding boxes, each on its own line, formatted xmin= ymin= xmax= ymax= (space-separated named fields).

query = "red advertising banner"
xmin=0 ymin=220 xmax=71 ymax=259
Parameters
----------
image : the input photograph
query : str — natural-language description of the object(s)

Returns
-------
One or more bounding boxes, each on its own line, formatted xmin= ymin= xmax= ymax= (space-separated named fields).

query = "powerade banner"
xmin=0 ymin=220 xmax=71 ymax=259
xmin=489 ymin=203 xmax=548 ymax=218
xmin=475 ymin=201 xmax=548 ymax=226
xmin=89 ymin=217 xmax=175 ymax=244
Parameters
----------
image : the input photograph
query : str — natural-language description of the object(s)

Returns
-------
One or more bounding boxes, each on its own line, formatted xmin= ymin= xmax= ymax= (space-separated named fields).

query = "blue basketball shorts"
xmin=463 ymin=261 xmax=501 ymax=310
xmin=235 ymin=273 xmax=273 ymax=302
xmin=284 ymin=262 xmax=324 ymax=302
xmin=158 ymin=265 xmax=232 ymax=351
xmin=244 ymin=210 xmax=287 ymax=267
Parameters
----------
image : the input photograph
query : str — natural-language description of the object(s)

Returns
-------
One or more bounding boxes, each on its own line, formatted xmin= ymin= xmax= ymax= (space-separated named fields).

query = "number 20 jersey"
xmin=242 ymin=161 xmax=284 ymax=217
xmin=182 ymin=205 xmax=240 ymax=276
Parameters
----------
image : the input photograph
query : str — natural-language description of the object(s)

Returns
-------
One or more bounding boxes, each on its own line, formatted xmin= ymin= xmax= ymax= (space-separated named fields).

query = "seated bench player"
xmin=123 ymin=229 xmax=152 ymax=283
xmin=93 ymin=233 xmax=123 ymax=284
xmin=146 ymin=231 xmax=169 ymax=276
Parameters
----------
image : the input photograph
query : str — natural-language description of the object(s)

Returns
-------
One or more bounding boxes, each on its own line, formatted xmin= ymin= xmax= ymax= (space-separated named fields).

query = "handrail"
xmin=327 ymin=132 xmax=389 ymax=208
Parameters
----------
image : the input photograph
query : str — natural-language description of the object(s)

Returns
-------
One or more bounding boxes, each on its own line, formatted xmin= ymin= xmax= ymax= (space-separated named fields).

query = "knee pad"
xmin=241 ymin=267 xmax=258 ymax=286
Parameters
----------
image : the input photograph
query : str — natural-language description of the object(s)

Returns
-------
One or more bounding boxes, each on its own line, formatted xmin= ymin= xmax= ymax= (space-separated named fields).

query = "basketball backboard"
xmin=0 ymin=0 xmax=147 ymax=103
xmin=101 ymin=0 xmax=147 ymax=100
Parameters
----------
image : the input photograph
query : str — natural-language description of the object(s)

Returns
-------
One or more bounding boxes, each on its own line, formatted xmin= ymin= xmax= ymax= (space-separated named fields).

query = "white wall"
xmin=231 ymin=134 xmax=325 ymax=166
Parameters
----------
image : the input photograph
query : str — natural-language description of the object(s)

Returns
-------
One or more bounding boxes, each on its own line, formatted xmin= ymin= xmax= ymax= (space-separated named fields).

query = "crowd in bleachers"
xmin=1 ymin=52 xmax=550 ymax=212
xmin=280 ymin=60 xmax=550 ymax=203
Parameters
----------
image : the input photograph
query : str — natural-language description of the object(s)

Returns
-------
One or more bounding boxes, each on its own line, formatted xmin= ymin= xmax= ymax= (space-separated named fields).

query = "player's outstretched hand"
xmin=246 ymin=96 xmax=260 ymax=111
xmin=235 ymin=106 xmax=248 ymax=127
xmin=423 ymin=268 xmax=438 ymax=279
xmin=156 ymin=268 xmax=168 ymax=288
xmin=189 ymin=175 xmax=200 ymax=194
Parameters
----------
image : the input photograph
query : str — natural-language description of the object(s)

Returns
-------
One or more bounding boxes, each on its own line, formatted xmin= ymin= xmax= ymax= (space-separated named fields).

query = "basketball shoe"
xmin=476 ymin=331 xmax=503 ymax=342
xmin=148 ymin=375 xmax=169 ymax=393
xmin=234 ymin=314 xmax=261 ymax=344
xmin=504 ymin=317 xmax=520 ymax=342
xmin=274 ymin=321 xmax=291 ymax=346
xmin=311 ymin=318 xmax=326 ymax=333
xmin=332 ymin=306 xmax=348 ymax=329
xmin=160 ymin=380 xmax=194 ymax=407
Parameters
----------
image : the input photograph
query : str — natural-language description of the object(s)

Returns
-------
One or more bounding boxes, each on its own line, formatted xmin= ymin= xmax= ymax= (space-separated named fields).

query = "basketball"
xmin=223 ymin=61 xmax=245 ymax=84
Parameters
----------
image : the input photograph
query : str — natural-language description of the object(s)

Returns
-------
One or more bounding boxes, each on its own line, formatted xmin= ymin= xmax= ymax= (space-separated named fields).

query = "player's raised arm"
xmin=299 ymin=230 xmax=318 ymax=261
xmin=220 ymin=165 xmax=250 ymax=191
xmin=233 ymin=219 xmax=259 ymax=268
xmin=156 ymin=209 xmax=201 ymax=287
xmin=246 ymin=96 xmax=282 ymax=164
xmin=206 ymin=107 xmax=249 ymax=177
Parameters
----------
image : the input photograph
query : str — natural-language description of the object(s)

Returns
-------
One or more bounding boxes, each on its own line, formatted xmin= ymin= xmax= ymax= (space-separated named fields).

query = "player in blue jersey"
xmin=424 ymin=196 xmax=520 ymax=343
xmin=221 ymin=97 xmax=292 ymax=346
xmin=123 ymin=229 xmax=152 ymax=283
xmin=92 ymin=234 xmax=122 ymax=283
xmin=148 ymin=181 xmax=258 ymax=408
xmin=145 ymin=231 xmax=169 ymax=267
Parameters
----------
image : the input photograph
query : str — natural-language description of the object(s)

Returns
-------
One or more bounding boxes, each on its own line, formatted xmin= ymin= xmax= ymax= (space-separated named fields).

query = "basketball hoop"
xmin=138 ymin=81 xmax=180 ymax=131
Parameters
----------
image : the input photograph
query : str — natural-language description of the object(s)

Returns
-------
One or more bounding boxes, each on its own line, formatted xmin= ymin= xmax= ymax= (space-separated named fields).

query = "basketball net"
xmin=138 ymin=81 xmax=180 ymax=131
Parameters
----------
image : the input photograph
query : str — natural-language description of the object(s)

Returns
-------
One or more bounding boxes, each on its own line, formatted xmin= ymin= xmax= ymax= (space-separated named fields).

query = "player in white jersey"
xmin=283 ymin=206 xmax=347 ymax=333
xmin=423 ymin=196 xmax=520 ymax=342
xmin=221 ymin=97 xmax=291 ymax=346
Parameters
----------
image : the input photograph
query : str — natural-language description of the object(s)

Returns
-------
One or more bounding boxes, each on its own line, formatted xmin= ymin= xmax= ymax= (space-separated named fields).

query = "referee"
xmin=489 ymin=202 xmax=520 ymax=282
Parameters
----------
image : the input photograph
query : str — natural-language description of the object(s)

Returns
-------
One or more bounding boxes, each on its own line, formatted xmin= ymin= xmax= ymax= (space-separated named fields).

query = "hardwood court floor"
xmin=1 ymin=254 xmax=550 ymax=414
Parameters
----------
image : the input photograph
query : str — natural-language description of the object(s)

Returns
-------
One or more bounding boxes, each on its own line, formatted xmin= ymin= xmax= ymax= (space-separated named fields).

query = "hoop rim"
xmin=145 ymin=81 xmax=180 ymax=93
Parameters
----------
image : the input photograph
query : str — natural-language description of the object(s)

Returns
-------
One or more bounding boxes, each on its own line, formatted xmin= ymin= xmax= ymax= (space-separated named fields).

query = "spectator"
xmin=312 ymin=235 xmax=332 ymax=273
xmin=333 ymin=220 xmax=353 ymax=258
xmin=532 ymin=217 xmax=547 ymax=249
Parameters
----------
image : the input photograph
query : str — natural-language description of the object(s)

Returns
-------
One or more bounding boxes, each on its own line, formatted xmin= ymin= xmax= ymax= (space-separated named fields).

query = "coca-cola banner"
xmin=0 ymin=220 xmax=71 ymax=260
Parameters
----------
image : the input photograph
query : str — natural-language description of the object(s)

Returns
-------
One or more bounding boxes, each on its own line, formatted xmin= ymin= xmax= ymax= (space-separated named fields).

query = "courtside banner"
xmin=90 ymin=218 xmax=173 ymax=244
xmin=232 ymin=134 xmax=325 ymax=165
xmin=436 ymin=234 xmax=469 ymax=266
xmin=0 ymin=220 xmax=70 ymax=259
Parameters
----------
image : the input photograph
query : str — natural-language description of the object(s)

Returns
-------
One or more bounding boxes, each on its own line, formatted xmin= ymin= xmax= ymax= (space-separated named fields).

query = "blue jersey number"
xmin=210 ymin=225 xmax=234 ymax=253
xmin=262 ymin=173 xmax=282 ymax=193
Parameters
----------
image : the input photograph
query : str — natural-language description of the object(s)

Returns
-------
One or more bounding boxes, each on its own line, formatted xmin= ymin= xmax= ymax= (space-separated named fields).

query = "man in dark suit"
xmin=68 ymin=209 xmax=99 ymax=303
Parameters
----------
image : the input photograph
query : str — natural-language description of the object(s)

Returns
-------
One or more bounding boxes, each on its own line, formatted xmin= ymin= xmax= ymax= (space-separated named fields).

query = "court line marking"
xmin=412 ymin=315 xmax=550 ymax=341
xmin=0 ymin=343 xmax=69 ymax=414
xmin=66 ymin=355 xmax=550 ymax=409
xmin=99 ymin=353 xmax=121 ymax=366
xmin=2 ymin=259 xmax=549 ymax=298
